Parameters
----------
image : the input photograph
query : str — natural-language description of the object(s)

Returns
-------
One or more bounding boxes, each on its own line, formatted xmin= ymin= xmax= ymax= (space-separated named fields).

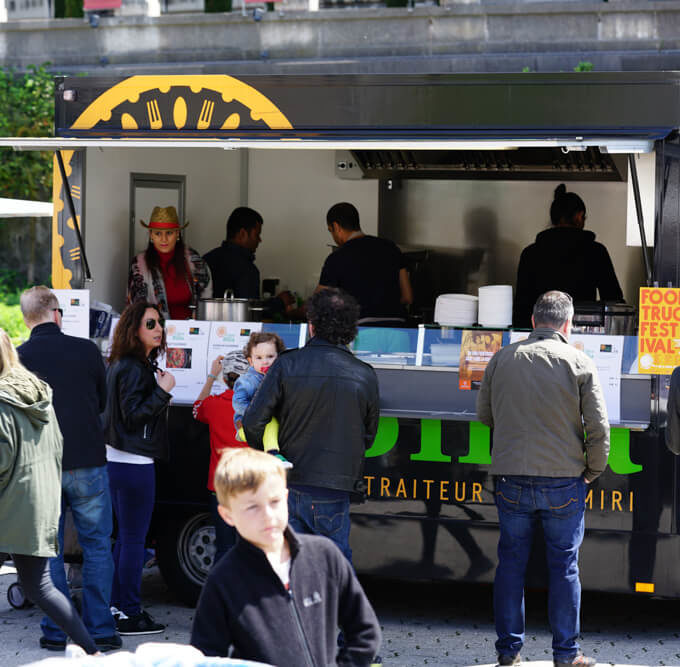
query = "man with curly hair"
xmin=243 ymin=288 xmax=379 ymax=563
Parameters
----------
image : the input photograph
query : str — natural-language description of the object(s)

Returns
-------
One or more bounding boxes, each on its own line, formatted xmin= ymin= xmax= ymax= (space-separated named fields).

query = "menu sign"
xmin=159 ymin=321 xmax=211 ymax=404
xmin=52 ymin=289 xmax=90 ymax=339
xmin=458 ymin=330 xmax=502 ymax=390
xmin=207 ymin=321 xmax=262 ymax=394
xmin=638 ymin=287 xmax=680 ymax=374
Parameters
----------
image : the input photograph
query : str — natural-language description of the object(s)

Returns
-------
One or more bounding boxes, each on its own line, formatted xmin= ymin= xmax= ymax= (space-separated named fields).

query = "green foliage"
xmin=0 ymin=64 xmax=55 ymax=201
xmin=522 ymin=66 xmax=532 ymax=73
xmin=205 ymin=0 xmax=231 ymax=11
xmin=64 ymin=0 xmax=84 ymax=17
xmin=0 ymin=270 xmax=31 ymax=345
xmin=574 ymin=61 xmax=594 ymax=72
xmin=0 ymin=303 xmax=29 ymax=346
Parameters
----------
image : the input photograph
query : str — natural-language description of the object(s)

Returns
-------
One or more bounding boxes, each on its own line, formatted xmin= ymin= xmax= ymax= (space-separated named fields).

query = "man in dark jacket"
xmin=477 ymin=290 xmax=609 ymax=667
xmin=18 ymin=286 xmax=120 ymax=652
xmin=243 ymin=288 xmax=379 ymax=563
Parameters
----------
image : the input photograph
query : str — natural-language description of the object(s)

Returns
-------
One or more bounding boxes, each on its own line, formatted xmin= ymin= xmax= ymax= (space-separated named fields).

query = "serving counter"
xmin=160 ymin=320 xmax=651 ymax=430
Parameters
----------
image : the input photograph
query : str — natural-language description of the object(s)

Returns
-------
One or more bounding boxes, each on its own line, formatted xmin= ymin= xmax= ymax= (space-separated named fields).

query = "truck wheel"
xmin=156 ymin=512 xmax=215 ymax=607
xmin=7 ymin=582 xmax=32 ymax=610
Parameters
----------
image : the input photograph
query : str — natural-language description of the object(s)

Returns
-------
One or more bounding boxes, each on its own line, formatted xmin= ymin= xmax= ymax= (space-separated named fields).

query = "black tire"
xmin=7 ymin=581 xmax=32 ymax=610
xmin=155 ymin=512 xmax=215 ymax=607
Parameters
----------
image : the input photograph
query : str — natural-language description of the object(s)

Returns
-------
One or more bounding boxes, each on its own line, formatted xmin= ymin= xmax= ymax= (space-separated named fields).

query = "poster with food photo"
xmin=159 ymin=321 xmax=210 ymax=404
xmin=458 ymin=330 xmax=502 ymax=390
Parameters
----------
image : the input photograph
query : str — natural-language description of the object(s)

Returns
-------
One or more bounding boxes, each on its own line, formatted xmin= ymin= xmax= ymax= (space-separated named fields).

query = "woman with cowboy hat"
xmin=127 ymin=206 xmax=212 ymax=320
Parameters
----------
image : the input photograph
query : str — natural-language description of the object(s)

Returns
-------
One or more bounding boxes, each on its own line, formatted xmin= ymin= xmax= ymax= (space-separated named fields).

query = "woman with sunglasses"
xmin=102 ymin=301 xmax=175 ymax=636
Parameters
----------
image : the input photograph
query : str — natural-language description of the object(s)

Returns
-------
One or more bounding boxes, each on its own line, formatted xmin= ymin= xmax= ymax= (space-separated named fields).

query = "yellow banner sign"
xmin=638 ymin=287 xmax=680 ymax=374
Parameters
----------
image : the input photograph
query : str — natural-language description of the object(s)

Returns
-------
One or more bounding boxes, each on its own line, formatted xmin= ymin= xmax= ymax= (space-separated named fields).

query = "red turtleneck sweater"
xmin=158 ymin=250 xmax=192 ymax=320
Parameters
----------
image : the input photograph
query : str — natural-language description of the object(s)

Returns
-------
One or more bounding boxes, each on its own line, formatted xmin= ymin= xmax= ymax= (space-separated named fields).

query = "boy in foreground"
xmin=190 ymin=447 xmax=382 ymax=666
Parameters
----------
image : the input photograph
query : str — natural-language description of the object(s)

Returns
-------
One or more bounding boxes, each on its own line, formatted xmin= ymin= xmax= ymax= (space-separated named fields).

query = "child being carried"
xmin=233 ymin=332 xmax=292 ymax=469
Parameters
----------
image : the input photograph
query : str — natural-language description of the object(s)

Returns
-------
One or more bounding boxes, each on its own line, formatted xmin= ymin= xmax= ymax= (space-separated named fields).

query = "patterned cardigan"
xmin=127 ymin=247 xmax=212 ymax=320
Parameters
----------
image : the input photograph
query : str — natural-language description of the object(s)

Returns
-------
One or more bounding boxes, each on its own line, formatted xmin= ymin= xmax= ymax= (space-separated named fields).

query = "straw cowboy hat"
xmin=140 ymin=206 xmax=189 ymax=230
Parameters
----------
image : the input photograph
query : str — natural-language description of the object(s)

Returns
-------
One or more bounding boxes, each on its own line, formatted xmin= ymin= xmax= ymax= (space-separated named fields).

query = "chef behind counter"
xmin=513 ymin=184 xmax=624 ymax=329
xmin=317 ymin=202 xmax=413 ymax=327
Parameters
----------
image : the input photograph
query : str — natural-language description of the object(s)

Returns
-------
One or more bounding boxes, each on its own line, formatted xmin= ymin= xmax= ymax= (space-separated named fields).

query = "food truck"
xmin=2 ymin=72 xmax=679 ymax=606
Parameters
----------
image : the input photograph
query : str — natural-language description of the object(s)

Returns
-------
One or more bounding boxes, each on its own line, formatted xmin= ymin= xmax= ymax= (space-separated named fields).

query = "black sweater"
xmin=18 ymin=322 xmax=107 ymax=471
xmin=191 ymin=528 xmax=381 ymax=666
xmin=513 ymin=227 xmax=624 ymax=328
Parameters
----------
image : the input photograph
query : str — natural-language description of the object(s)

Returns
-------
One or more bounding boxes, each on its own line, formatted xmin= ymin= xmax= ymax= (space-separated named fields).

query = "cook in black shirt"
xmin=203 ymin=207 xmax=294 ymax=315
xmin=318 ymin=202 xmax=413 ymax=325
xmin=513 ymin=184 xmax=623 ymax=328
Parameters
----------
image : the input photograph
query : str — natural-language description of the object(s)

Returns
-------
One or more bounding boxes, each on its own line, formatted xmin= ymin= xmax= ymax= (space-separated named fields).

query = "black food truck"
xmin=2 ymin=72 xmax=679 ymax=606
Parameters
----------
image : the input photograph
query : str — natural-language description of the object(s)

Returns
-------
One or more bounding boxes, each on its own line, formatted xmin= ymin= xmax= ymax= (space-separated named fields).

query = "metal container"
xmin=572 ymin=301 xmax=636 ymax=335
xmin=604 ymin=302 xmax=636 ymax=335
xmin=197 ymin=290 xmax=261 ymax=322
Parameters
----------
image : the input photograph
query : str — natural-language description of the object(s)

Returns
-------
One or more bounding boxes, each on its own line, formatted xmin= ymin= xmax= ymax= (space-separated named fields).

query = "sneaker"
xmin=116 ymin=609 xmax=165 ymax=635
xmin=554 ymin=654 xmax=596 ymax=667
xmin=267 ymin=450 xmax=293 ymax=469
xmin=497 ymin=655 xmax=521 ymax=666
xmin=371 ymin=656 xmax=384 ymax=666
xmin=94 ymin=633 xmax=123 ymax=652
xmin=39 ymin=637 xmax=66 ymax=651
xmin=110 ymin=606 xmax=128 ymax=622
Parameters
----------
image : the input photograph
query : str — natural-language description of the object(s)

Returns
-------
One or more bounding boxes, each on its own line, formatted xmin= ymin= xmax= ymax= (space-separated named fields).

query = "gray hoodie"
xmin=0 ymin=367 xmax=63 ymax=557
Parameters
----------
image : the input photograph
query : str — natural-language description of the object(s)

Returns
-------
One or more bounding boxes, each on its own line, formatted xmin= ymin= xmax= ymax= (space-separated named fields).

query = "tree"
xmin=0 ymin=64 xmax=54 ymax=200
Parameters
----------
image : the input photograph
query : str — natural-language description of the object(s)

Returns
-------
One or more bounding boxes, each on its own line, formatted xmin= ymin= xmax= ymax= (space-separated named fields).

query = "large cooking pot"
xmin=197 ymin=290 xmax=262 ymax=322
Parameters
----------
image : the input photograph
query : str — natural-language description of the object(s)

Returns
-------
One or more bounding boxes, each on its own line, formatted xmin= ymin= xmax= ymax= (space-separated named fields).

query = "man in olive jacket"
xmin=476 ymin=290 xmax=609 ymax=667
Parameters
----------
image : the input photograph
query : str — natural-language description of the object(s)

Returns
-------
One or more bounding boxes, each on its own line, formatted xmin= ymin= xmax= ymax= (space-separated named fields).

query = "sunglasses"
xmin=53 ymin=308 xmax=63 ymax=317
xmin=144 ymin=317 xmax=165 ymax=330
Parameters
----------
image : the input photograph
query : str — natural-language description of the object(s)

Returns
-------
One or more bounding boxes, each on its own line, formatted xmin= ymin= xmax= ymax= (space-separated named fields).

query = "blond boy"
xmin=190 ymin=448 xmax=381 ymax=666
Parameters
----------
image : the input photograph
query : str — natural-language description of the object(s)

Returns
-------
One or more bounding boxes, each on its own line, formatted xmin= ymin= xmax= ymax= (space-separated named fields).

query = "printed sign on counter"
xmin=638 ymin=287 xmax=680 ymax=374
xmin=571 ymin=334 xmax=624 ymax=424
xmin=159 ymin=321 xmax=211 ymax=405
xmin=52 ymin=289 xmax=90 ymax=339
xmin=458 ymin=329 xmax=502 ymax=390
xmin=207 ymin=321 xmax=262 ymax=394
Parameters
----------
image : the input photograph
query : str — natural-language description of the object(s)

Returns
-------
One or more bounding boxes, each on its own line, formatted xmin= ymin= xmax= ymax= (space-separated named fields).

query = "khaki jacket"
xmin=476 ymin=327 xmax=610 ymax=482
xmin=0 ymin=367 xmax=62 ymax=557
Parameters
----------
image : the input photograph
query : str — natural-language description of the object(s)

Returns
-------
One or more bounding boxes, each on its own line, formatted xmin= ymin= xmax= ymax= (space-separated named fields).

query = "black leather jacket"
xmin=243 ymin=337 xmax=380 ymax=495
xmin=102 ymin=356 xmax=172 ymax=461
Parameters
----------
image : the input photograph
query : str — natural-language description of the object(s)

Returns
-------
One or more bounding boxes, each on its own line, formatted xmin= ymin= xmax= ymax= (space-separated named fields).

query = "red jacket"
xmin=193 ymin=389 xmax=246 ymax=491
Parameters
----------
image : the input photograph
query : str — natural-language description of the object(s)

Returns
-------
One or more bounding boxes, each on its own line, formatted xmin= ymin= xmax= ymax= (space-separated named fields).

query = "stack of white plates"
xmin=478 ymin=285 xmax=513 ymax=328
xmin=434 ymin=294 xmax=478 ymax=327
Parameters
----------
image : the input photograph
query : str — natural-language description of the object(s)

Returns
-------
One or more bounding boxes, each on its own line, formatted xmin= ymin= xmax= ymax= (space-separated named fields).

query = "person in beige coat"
xmin=0 ymin=328 xmax=98 ymax=655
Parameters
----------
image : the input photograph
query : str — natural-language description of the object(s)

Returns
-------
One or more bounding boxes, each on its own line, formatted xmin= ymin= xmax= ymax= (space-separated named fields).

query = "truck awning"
xmin=0 ymin=136 xmax=659 ymax=153
xmin=0 ymin=197 xmax=53 ymax=218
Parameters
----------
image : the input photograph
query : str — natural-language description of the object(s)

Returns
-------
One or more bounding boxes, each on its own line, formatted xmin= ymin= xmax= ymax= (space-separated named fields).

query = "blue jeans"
xmin=287 ymin=486 xmax=352 ymax=564
xmin=41 ymin=465 xmax=116 ymax=641
xmin=108 ymin=462 xmax=155 ymax=617
xmin=209 ymin=493 xmax=237 ymax=565
xmin=493 ymin=475 xmax=587 ymax=663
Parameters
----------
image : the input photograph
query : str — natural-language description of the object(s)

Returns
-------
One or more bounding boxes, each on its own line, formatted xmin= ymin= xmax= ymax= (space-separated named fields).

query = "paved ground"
xmin=1 ymin=562 xmax=678 ymax=667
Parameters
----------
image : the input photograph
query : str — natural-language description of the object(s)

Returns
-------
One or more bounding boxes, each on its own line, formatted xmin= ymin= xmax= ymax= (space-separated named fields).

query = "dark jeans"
xmin=13 ymin=554 xmax=97 ymax=654
xmin=41 ymin=465 xmax=116 ymax=642
xmin=493 ymin=475 xmax=587 ymax=663
xmin=287 ymin=486 xmax=352 ymax=563
xmin=107 ymin=461 xmax=155 ymax=617
xmin=209 ymin=493 xmax=237 ymax=565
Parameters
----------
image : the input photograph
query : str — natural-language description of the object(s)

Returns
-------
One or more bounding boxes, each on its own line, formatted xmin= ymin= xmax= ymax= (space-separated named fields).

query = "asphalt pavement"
xmin=1 ymin=562 xmax=678 ymax=667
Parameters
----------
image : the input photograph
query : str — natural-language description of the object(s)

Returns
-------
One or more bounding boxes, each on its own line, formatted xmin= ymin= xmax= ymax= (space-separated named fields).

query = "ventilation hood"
xmin=341 ymin=148 xmax=626 ymax=181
